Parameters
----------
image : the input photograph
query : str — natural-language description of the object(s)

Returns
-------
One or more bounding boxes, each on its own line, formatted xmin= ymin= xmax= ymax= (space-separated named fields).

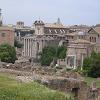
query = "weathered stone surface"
xmin=0 ymin=63 xmax=99 ymax=100
xmin=40 ymin=76 xmax=88 ymax=100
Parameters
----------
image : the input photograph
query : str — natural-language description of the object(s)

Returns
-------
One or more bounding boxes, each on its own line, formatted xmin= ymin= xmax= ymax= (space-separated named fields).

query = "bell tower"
xmin=34 ymin=20 xmax=45 ymax=35
xmin=57 ymin=18 xmax=61 ymax=24
xmin=0 ymin=8 xmax=3 ymax=26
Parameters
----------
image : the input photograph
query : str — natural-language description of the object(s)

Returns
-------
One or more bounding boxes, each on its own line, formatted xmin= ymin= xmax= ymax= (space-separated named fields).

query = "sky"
xmin=0 ymin=0 xmax=100 ymax=26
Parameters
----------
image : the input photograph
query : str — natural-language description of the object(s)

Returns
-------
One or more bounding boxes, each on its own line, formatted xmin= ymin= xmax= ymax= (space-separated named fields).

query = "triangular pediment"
xmin=88 ymin=27 xmax=99 ymax=35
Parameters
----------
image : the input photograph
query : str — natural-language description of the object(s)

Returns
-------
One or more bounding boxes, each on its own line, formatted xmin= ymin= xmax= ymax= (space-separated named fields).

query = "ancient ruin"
xmin=0 ymin=61 xmax=100 ymax=100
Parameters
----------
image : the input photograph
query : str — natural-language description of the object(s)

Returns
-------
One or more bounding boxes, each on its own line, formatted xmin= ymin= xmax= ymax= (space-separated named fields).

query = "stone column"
xmin=74 ymin=55 xmax=76 ymax=69
xmin=33 ymin=40 xmax=37 ymax=58
xmin=31 ymin=39 xmax=33 ymax=57
xmin=28 ymin=39 xmax=30 ymax=57
xmin=23 ymin=38 xmax=26 ymax=56
xmin=30 ymin=39 xmax=32 ymax=57
xmin=24 ymin=38 xmax=26 ymax=56
xmin=18 ymin=32 xmax=21 ymax=41
xmin=26 ymin=39 xmax=28 ymax=56
xmin=65 ymin=57 xmax=68 ymax=68
xmin=29 ymin=39 xmax=30 ymax=57
xmin=81 ymin=54 xmax=83 ymax=70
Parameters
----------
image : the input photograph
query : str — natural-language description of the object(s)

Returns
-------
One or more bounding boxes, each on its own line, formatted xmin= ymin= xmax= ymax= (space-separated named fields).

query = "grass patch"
xmin=84 ymin=77 xmax=100 ymax=88
xmin=0 ymin=73 xmax=73 ymax=100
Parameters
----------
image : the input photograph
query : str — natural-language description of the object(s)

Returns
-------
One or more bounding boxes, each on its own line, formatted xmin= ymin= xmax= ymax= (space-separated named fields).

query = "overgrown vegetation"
xmin=0 ymin=73 xmax=73 ymax=100
xmin=14 ymin=39 xmax=23 ymax=48
xmin=40 ymin=46 xmax=67 ymax=66
xmin=57 ymin=46 xmax=67 ymax=59
xmin=83 ymin=51 xmax=100 ymax=78
xmin=84 ymin=77 xmax=100 ymax=88
xmin=0 ymin=44 xmax=17 ymax=63
xmin=40 ymin=47 xmax=56 ymax=66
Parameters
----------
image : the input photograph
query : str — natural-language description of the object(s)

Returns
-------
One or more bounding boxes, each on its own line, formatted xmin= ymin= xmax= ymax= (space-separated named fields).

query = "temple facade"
xmin=22 ymin=19 xmax=100 ymax=69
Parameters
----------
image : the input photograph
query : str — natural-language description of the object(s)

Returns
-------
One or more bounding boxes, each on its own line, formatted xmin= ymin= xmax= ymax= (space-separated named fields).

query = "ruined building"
xmin=0 ymin=9 xmax=14 ymax=46
xmin=22 ymin=19 xmax=100 ymax=69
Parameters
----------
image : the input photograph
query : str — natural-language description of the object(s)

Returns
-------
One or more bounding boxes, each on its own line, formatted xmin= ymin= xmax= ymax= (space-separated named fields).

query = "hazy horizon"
xmin=0 ymin=0 xmax=100 ymax=26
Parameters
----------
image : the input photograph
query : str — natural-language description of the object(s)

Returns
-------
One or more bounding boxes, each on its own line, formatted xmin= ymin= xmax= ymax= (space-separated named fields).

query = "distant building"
xmin=14 ymin=21 xmax=34 ymax=41
xmin=0 ymin=26 xmax=15 ymax=46
xmin=66 ymin=39 xmax=95 ymax=69
xmin=69 ymin=25 xmax=90 ymax=33
xmin=88 ymin=26 xmax=100 ymax=52
xmin=34 ymin=18 xmax=69 ymax=35
xmin=0 ymin=9 xmax=14 ymax=46
xmin=22 ymin=19 xmax=100 ymax=69
xmin=23 ymin=19 xmax=69 ymax=58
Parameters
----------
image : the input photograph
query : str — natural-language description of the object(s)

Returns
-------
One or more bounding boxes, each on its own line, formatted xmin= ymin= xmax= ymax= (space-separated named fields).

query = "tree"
xmin=40 ymin=46 xmax=67 ymax=66
xmin=83 ymin=51 xmax=100 ymax=78
xmin=40 ymin=47 xmax=56 ymax=66
xmin=0 ymin=44 xmax=17 ymax=63
xmin=57 ymin=46 xmax=67 ymax=59
xmin=88 ymin=52 xmax=100 ymax=78
xmin=14 ymin=39 xmax=23 ymax=48
xmin=56 ymin=46 xmax=67 ymax=65
xmin=83 ymin=57 xmax=92 ymax=71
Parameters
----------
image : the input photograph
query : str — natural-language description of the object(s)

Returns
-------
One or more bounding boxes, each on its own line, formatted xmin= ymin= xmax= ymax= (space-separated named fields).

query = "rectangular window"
xmin=1 ymin=33 xmax=6 ymax=37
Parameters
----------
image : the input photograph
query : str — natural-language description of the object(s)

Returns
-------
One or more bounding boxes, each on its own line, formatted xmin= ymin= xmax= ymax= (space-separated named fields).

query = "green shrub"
xmin=83 ymin=51 xmax=100 ymax=78
xmin=0 ymin=44 xmax=17 ymax=63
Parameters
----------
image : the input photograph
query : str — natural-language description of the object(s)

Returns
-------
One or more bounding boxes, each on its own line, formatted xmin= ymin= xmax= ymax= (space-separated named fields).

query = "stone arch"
xmin=71 ymin=87 xmax=80 ymax=100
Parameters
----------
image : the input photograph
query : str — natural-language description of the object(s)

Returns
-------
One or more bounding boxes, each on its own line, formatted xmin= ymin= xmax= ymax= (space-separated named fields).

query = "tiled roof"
xmin=44 ymin=22 xmax=69 ymax=34
xmin=44 ymin=23 xmax=66 ymax=28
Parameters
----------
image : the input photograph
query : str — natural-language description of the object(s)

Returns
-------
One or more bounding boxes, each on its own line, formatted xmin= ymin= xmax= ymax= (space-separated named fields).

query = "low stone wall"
xmin=0 ymin=68 xmax=32 ymax=76
xmin=39 ymin=76 xmax=88 ymax=100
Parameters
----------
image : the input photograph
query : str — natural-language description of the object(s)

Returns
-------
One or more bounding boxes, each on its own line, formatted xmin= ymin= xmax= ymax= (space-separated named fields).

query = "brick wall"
xmin=0 ymin=26 xmax=14 ymax=46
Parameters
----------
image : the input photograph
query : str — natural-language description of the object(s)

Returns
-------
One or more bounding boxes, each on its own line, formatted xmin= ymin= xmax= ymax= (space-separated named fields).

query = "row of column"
xmin=24 ymin=38 xmax=34 ymax=57
xmin=23 ymin=38 xmax=54 ymax=58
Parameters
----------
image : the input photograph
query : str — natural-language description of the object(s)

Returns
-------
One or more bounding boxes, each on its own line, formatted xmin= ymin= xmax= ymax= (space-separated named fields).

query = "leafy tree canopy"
xmin=0 ymin=44 xmax=17 ymax=63
xmin=83 ymin=51 xmax=100 ymax=78
xmin=40 ymin=46 xmax=67 ymax=66
xmin=14 ymin=39 xmax=23 ymax=48
xmin=57 ymin=46 xmax=67 ymax=59
xmin=40 ymin=47 xmax=56 ymax=66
